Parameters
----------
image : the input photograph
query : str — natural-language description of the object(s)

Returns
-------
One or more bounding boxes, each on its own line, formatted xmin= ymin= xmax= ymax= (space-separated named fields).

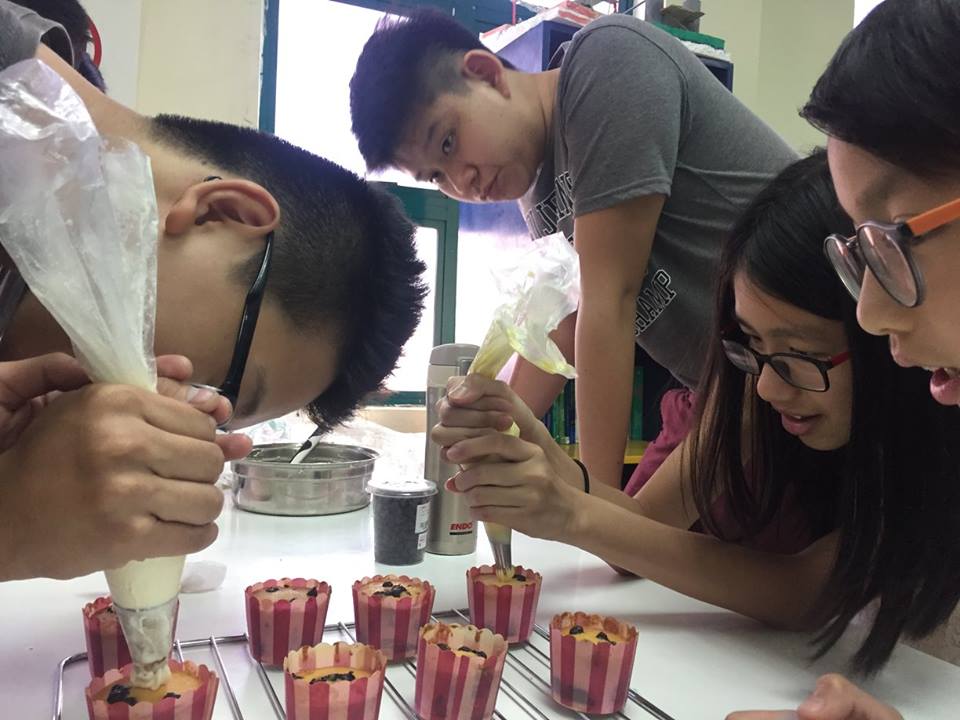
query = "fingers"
xmin=216 ymin=432 xmax=253 ymax=461
xmin=433 ymin=424 xmax=501 ymax=452
xmin=145 ymin=430 xmax=225 ymax=482
xmin=726 ymin=713 xmax=797 ymax=720
xmin=146 ymin=479 xmax=225 ymax=525
xmin=155 ymin=355 xmax=193 ymax=382
xmin=445 ymin=433 xmax=535 ymax=465
xmin=446 ymin=375 xmax=517 ymax=406
xmin=156 ymin=380 xmax=234 ymax=426
xmin=0 ymin=353 xmax=89 ymax=406
xmin=798 ymin=675 xmax=902 ymax=720
xmin=122 ymin=387 xmax=217 ymax=440
xmin=143 ymin=520 xmax=220 ymax=557
xmin=436 ymin=403 xmax=515 ymax=432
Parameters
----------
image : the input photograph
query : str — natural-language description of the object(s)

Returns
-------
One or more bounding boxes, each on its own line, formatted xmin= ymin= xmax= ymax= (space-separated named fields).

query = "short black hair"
xmin=18 ymin=0 xmax=107 ymax=91
xmin=151 ymin=115 xmax=427 ymax=432
xmin=351 ymin=9 xmax=504 ymax=171
xmin=802 ymin=0 xmax=960 ymax=177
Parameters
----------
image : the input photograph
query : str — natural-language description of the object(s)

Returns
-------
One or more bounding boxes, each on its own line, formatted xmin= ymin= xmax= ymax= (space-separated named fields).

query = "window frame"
xmin=260 ymin=0 xmax=477 ymax=404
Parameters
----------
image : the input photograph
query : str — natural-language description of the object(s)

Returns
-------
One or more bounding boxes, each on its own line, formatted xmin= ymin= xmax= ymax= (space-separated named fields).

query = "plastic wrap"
xmin=0 ymin=59 xmax=179 ymax=689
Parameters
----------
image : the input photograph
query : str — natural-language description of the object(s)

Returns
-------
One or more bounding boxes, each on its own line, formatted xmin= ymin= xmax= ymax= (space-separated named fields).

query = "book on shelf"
xmin=539 ymin=367 xmax=645 ymax=450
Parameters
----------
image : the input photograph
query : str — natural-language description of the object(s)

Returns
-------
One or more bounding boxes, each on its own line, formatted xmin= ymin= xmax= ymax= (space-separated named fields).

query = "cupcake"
xmin=245 ymin=578 xmax=332 ymax=666
xmin=549 ymin=612 xmax=638 ymax=714
xmin=352 ymin=574 xmax=435 ymax=661
xmin=415 ymin=622 xmax=508 ymax=720
xmin=85 ymin=660 xmax=218 ymax=719
xmin=283 ymin=641 xmax=387 ymax=720
xmin=466 ymin=565 xmax=542 ymax=643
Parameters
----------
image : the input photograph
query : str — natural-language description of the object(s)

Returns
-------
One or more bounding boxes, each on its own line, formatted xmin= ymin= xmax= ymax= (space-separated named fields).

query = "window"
xmin=267 ymin=0 xmax=459 ymax=401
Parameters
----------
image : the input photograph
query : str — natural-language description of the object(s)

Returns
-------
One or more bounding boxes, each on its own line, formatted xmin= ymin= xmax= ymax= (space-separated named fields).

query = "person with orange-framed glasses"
xmin=731 ymin=1 xmax=960 ymax=719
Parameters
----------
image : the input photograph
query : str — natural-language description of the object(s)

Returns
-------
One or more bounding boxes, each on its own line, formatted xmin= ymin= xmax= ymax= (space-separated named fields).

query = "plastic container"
xmin=367 ymin=477 xmax=437 ymax=565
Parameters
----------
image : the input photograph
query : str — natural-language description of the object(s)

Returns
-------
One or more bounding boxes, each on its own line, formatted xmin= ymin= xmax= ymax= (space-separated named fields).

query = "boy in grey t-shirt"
xmin=351 ymin=10 xmax=796 ymax=491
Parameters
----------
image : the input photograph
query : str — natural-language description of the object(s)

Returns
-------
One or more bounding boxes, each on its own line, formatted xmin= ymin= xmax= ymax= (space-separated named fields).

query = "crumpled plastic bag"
xmin=0 ymin=59 xmax=179 ymax=688
xmin=467 ymin=231 xmax=580 ymax=549
xmin=469 ymin=231 xmax=580 ymax=381
xmin=0 ymin=59 xmax=158 ymax=388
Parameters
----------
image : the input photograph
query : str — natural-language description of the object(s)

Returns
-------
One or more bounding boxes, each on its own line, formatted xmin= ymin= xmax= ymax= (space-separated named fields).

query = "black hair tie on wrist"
xmin=573 ymin=458 xmax=590 ymax=495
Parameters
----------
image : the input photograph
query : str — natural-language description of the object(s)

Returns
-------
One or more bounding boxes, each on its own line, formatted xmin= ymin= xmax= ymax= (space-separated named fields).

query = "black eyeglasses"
xmin=721 ymin=337 xmax=850 ymax=392
xmin=215 ymin=231 xmax=274 ymax=419
xmin=824 ymin=196 xmax=960 ymax=308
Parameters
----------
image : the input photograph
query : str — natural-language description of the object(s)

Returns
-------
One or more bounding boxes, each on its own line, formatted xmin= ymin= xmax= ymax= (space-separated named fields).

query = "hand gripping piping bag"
xmin=0 ymin=60 xmax=179 ymax=689
xmin=466 ymin=231 xmax=579 ymax=577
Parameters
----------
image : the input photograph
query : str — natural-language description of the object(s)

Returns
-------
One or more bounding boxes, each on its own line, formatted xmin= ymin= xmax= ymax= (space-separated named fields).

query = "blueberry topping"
xmin=458 ymin=646 xmax=487 ymax=658
xmin=596 ymin=631 xmax=613 ymax=643
xmin=306 ymin=586 xmax=319 ymax=597
xmin=437 ymin=642 xmax=450 ymax=651
xmin=382 ymin=580 xmax=394 ymax=588
xmin=163 ymin=692 xmax=181 ymax=699
xmin=512 ymin=572 xmax=527 ymax=582
xmin=106 ymin=684 xmax=131 ymax=704
xmin=569 ymin=625 xmax=583 ymax=635
xmin=374 ymin=584 xmax=409 ymax=598
xmin=265 ymin=586 xmax=280 ymax=593
xmin=292 ymin=674 xmax=302 ymax=680
xmin=312 ymin=671 xmax=357 ymax=683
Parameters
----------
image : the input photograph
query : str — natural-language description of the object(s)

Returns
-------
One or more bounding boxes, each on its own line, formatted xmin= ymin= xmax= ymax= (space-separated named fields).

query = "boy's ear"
xmin=164 ymin=178 xmax=281 ymax=238
xmin=462 ymin=49 xmax=510 ymax=98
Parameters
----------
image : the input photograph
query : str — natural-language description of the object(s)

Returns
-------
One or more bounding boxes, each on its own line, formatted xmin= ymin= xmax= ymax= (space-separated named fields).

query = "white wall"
xmin=81 ymin=0 xmax=264 ymax=126
xmin=700 ymin=0 xmax=855 ymax=152
xmin=81 ymin=0 xmax=143 ymax=108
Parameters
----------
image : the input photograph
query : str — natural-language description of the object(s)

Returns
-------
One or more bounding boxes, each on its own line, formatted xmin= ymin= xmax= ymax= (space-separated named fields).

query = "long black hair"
xmin=802 ymin=0 xmax=960 ymax=177
xmin=687 ymin=150 xmax=960 ymax=674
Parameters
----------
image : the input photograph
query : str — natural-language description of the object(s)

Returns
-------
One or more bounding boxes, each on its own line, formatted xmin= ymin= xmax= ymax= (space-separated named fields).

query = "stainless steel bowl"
xmin=230 ymin=442 xmax=377 ymax=516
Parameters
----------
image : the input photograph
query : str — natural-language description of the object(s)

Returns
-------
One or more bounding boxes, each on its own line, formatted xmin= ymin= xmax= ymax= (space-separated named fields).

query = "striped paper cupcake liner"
xmin=245 ymin=578 xmax=332 ymax=667
xmin=84 ymin=660 xmax=218 ymax=720
xmin=283 ymin=641 xmax=387 ymax=720
xmin=82 ymin=596 xmax=180 ymax=679
xmin=466 ymin=566 xmax=541 ymax=644
xmin=352 ymin=575 xmax=435 ymax=661
xmin=549 ymin=612 xmax=638 ymax=714
xmin=415 ymin=622 xmax=508 ymax=720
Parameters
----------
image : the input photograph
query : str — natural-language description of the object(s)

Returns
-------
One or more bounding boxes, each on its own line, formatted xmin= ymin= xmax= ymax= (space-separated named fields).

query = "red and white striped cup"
xmin=549 ymin=612 xmax=638 ymax=714
xmin=415 ymin=622 xmax=508 ymax=720
xmin=466 ymin=565 xmax=541 ymax=643
xmin=352 ymin=575 xmax=435 ymax=661
xmin=283 ymin=642 xmax=387 ymax=720
xmin=245 ymin=578 xmax=331 ymax=666
xmin=85 ymin=660 xmax=218 ymax=720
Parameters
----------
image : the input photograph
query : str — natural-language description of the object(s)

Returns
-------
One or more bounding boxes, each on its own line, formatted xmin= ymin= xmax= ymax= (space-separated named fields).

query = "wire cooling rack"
xmin=56 ymin=609 xmax=675 ymax=720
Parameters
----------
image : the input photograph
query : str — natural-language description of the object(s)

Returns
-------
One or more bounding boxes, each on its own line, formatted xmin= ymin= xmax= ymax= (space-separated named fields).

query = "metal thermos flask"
xmin=425 ymin=343 xmax=479 ymax=555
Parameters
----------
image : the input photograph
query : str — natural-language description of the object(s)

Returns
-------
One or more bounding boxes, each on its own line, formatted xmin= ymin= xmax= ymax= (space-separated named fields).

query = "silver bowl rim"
xmin=230 ymin=441 xmax=379 ymax=471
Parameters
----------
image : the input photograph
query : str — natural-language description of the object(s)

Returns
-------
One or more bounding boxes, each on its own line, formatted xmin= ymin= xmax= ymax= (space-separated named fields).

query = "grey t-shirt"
xmin=0 ymin=0 xmax=72 ymax=72
xmin=519 ymin=15 xmax=797 ymax=388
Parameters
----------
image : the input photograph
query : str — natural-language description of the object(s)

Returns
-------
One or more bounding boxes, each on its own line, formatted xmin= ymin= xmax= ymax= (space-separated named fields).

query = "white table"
xmin=2 ymin=499 xmax=957 ymax=719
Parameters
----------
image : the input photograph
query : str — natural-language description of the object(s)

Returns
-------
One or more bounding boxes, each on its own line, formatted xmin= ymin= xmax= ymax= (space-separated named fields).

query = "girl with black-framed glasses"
xmin=432 ymin=151 xmax=960 ymax=681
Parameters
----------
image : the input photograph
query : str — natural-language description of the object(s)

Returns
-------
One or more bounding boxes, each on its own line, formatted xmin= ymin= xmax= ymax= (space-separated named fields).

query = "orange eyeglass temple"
xmin=907 ymin=196 xmax=960 ymax=236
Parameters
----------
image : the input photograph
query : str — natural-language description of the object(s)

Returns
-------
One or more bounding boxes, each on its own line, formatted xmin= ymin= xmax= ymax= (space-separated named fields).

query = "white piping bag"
xmin=466 ymin=231 xmax=579 ymax=577
xmin=0 ymin=60 xmax=178 ymax=689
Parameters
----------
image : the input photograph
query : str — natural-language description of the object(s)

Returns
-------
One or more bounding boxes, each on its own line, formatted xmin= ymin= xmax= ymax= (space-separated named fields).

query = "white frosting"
xmin=106 ymin=556 xmax=183 ymax=689
xmin=104 ymin=556 xmax=184 ymax=608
